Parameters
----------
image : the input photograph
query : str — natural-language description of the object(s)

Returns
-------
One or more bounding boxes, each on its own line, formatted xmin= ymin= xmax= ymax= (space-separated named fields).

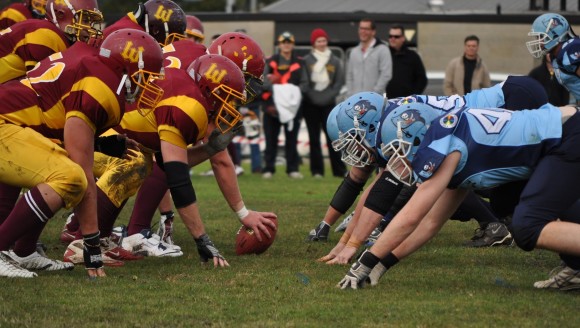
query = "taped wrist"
xmin=359 ymin=249 xmax=380 ymax=268
xmin=164 ymin=161 xmax=196 ymax=208
xmin=364 ymin=171 xmax=405 ymax=216
xmin=94 ymin=135 xmax=125 ymax=158
xmin=330 ymin=174 xmax=366 ymax=214
xmin=338 ymin=232 xmax=351 ymax=245
xmin=379 ymin=252 xmax=399 ymax=270
xmin=83 ymin=231 xmax=103 ymax=270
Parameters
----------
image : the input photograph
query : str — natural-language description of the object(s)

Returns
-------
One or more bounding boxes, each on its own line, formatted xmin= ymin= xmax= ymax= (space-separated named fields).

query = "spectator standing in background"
xmin=303 ymin=28 xmax=346 ymax=178
xmin=528 ymin=56 xmax=570 ymax=106
xmin=385 ymin=24 xmax=427 ymax=98
xmin=261 ymin=31 xmax=308 ymax=179
xmin=444 ymin=35 xmax=491 ymax=96
xmin=345 ymin=18 xmax=392 ymax=96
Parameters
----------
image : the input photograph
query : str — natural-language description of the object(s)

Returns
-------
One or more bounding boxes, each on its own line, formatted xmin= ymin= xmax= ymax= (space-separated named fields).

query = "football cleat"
xmin=122 ymin=229 xmax=182 ymax=257
xmin=534 ymin=265 xmax=580 ymax=291
xmin=365 ymin=227 xmax=383 ymax=247
xmin=63 ymin=240 xmax=124 ymax=267
xmin=0 ymin=252 xmax=37 ymax=278
xmin=335 ymin=211 xmax=355 ymax=232
xmin=100 ymin=237 xmax=144 ymax=261
xmin=464 ymin=222 xmax=514 ymax=247
xmin=7 ymin=250 xmax=74 ymax=271
xmin=306 ymin=221 xmax=330 ymax=242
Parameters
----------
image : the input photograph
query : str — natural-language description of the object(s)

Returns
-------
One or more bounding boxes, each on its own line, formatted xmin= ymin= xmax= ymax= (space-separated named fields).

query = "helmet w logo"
xmin=154 ymin=5 xmax=173 ymax=23
xmin=240 ymin=46 xmax=254 ymax=61
xmin=204 ymin=63 xmax=227 ymax=84
xmin=121 ymin=41 xmax=144 ymax=63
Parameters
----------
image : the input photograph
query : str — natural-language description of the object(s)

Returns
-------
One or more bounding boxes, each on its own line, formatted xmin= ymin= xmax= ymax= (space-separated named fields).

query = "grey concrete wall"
xmin=417 ymin=22 xmax=538 ymax=76
xmin=203 ymin=21 xmax=276 ymax=56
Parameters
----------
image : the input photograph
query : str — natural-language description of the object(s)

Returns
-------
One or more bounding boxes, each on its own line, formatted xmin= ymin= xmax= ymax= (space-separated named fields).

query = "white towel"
xmin=273 ymin=84 xmax=302 ymax=131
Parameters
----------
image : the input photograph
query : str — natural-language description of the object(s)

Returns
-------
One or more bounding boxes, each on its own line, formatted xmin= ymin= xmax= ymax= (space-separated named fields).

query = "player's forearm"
xmin=75 ymin=177 xmax=99 ymax=235
xmin=177 ymin=203 xmax=206 ymax=238
xmin=210 ymin=151 xmax=244 ymax=212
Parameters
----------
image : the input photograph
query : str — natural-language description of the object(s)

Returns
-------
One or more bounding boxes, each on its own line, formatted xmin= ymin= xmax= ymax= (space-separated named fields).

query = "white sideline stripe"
xmin=25 ymin=191 xmax=48 ymax=223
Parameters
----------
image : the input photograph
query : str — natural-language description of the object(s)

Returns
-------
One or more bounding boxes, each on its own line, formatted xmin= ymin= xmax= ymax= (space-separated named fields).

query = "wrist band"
xmin=346 ymin=239 xmax=363 ymax=249
xmin=236 ymin=206 xmax=249 ymax=220
xmin=338 ymin=232 xmax=351 ymax=245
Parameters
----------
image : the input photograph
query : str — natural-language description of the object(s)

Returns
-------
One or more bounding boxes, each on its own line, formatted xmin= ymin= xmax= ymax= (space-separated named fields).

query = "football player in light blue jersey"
xmin=314 ymin=76 xmax=547 ymax=265
xmin=527 ymin=13 xmax=578 ymax=103
xmin=338 ymin=102 xmax=580 ymax=291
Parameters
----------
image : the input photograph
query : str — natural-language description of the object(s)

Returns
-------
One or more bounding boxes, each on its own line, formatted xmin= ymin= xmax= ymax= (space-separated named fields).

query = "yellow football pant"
xmin=93 ymin=150 xmax=153 ymax=207
xmin=0 ymin=123 xmax=87 ymax=208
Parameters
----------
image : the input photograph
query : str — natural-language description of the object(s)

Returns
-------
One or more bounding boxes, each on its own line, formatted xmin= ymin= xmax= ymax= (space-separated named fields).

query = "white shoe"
xmin=262 ymin=172 xmax=273 ymax=179
xmin=122 ymin=230 xmax=182 ymax=257
xmin=335 ymin=211 xmax=355 ymax=232
xmin=288 ymin=172 xmax=303 ymax=179
xmin=150 ymin=233 xmax=181 ymax=251
xmin=534 ymin=265 xmax=580 ymax=291
xmin=235 ymin=165 xmax=244 ymax=176
xmin=8 ymin=250 xmax=73 ymax=271
xmin=0 ymin=252 xmax=37 ymax=278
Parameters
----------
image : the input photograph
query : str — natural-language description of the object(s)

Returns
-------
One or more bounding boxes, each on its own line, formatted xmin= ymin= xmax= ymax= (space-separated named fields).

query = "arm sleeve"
xmin=374 ymin=45 xmax=392 ymax=94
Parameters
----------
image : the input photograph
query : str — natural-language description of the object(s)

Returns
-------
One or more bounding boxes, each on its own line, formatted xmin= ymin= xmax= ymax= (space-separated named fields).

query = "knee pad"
xmin=364 ymin=171 xmax=405 ymax=216
xmin=330 ymin=174 xmax=366 ymax=214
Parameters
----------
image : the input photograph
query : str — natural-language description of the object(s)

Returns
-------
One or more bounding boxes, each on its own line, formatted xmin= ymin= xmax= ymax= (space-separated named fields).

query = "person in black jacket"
xmin=386 ymin=24 xmax=427 ymax=98
xmin=528 ymin=55 xmax=570 ymax=106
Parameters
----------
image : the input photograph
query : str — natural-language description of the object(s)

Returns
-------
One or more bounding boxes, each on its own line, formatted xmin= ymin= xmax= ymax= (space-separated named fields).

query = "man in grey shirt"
xmin=346 ymin=18 xmax=392 ymax=96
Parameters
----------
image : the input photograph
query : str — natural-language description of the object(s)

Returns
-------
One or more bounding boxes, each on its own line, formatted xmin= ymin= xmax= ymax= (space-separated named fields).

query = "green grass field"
xmin=1 ymin=162 xmax=578 ymax=327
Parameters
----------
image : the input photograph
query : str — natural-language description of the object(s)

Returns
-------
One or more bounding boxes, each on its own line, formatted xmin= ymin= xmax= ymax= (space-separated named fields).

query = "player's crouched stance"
xmin=338 ymin=103 xmax=580 ymax=291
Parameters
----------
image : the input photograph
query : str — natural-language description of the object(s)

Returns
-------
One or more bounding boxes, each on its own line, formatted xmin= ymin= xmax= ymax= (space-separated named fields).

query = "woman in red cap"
xmin=303 ymin=28 xmax=346 ymax=178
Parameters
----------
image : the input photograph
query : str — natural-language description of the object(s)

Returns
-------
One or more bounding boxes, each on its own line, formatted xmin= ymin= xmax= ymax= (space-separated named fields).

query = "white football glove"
xmin=337 ymin=258 xmax=372 ymax=290
xmin=368 ymin=262 xmax=387 ymax=286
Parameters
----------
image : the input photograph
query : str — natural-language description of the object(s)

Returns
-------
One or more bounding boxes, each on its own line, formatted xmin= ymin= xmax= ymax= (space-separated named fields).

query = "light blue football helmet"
xmin=379 ymin=102 xmax=440 ymax=185
xmin=331 ymin=92 xmax=384 ymax=167
xmin=326 ymin=101 xmax=344 ymax=143
xmin=527 ymin=13 xmax=573 ymax=58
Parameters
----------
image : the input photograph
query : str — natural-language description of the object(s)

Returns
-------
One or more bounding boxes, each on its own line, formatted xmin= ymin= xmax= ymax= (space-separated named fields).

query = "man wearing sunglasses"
xmin=386 ymin=25 xmax=427 ymax=98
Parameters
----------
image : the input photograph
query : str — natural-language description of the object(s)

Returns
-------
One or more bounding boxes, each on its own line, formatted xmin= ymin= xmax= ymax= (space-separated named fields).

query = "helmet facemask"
xmin=65 ymin=9 xmax=104 ymax=42
xmin=243 ymin=72 xmax=263 ymax=104
xmin=332 ymin=115 xmax=375 ymax=167
xmin=124 ymin=51 xmax=165 ymax=116
xmin=381 ymin=121 xmax=416 ymax=186
xmin=211 ymin=84 xmax=245 ymax=133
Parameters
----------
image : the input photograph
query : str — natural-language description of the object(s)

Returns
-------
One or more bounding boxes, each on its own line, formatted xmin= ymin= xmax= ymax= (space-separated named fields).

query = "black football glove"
xmin=94 ymin=135 xmax=127 ymax=158
xmin=83 ymin=232 xmax=103 ymax=270
xmin=194 ymin=233 xmax=226 ymax=263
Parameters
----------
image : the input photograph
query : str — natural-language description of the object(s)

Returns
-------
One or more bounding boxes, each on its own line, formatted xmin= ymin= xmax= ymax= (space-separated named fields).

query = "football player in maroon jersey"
xmin=0 ymin=28 xmax=164 ymax=278
xmin=0 ymin=0 xmax=46 ymax=30
xmin=0 ymin=0 xmax=103 ymax=83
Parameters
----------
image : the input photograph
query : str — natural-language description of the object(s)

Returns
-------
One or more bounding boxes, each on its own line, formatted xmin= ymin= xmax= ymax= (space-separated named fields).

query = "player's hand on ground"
xmin=317 ymin=243 xmax=346 ymax=262
xmin=326 ymin=246 xmax=357 ymax=265
xmin=194 ymin=234 xmax=230 ymax=268
xmin=337 ymin=256 xmax=372 ymax=290
xmin=83 ymin=234 xmax=106 ymax=278
xmin=241 ymin=210 xmax=277 ymax=242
